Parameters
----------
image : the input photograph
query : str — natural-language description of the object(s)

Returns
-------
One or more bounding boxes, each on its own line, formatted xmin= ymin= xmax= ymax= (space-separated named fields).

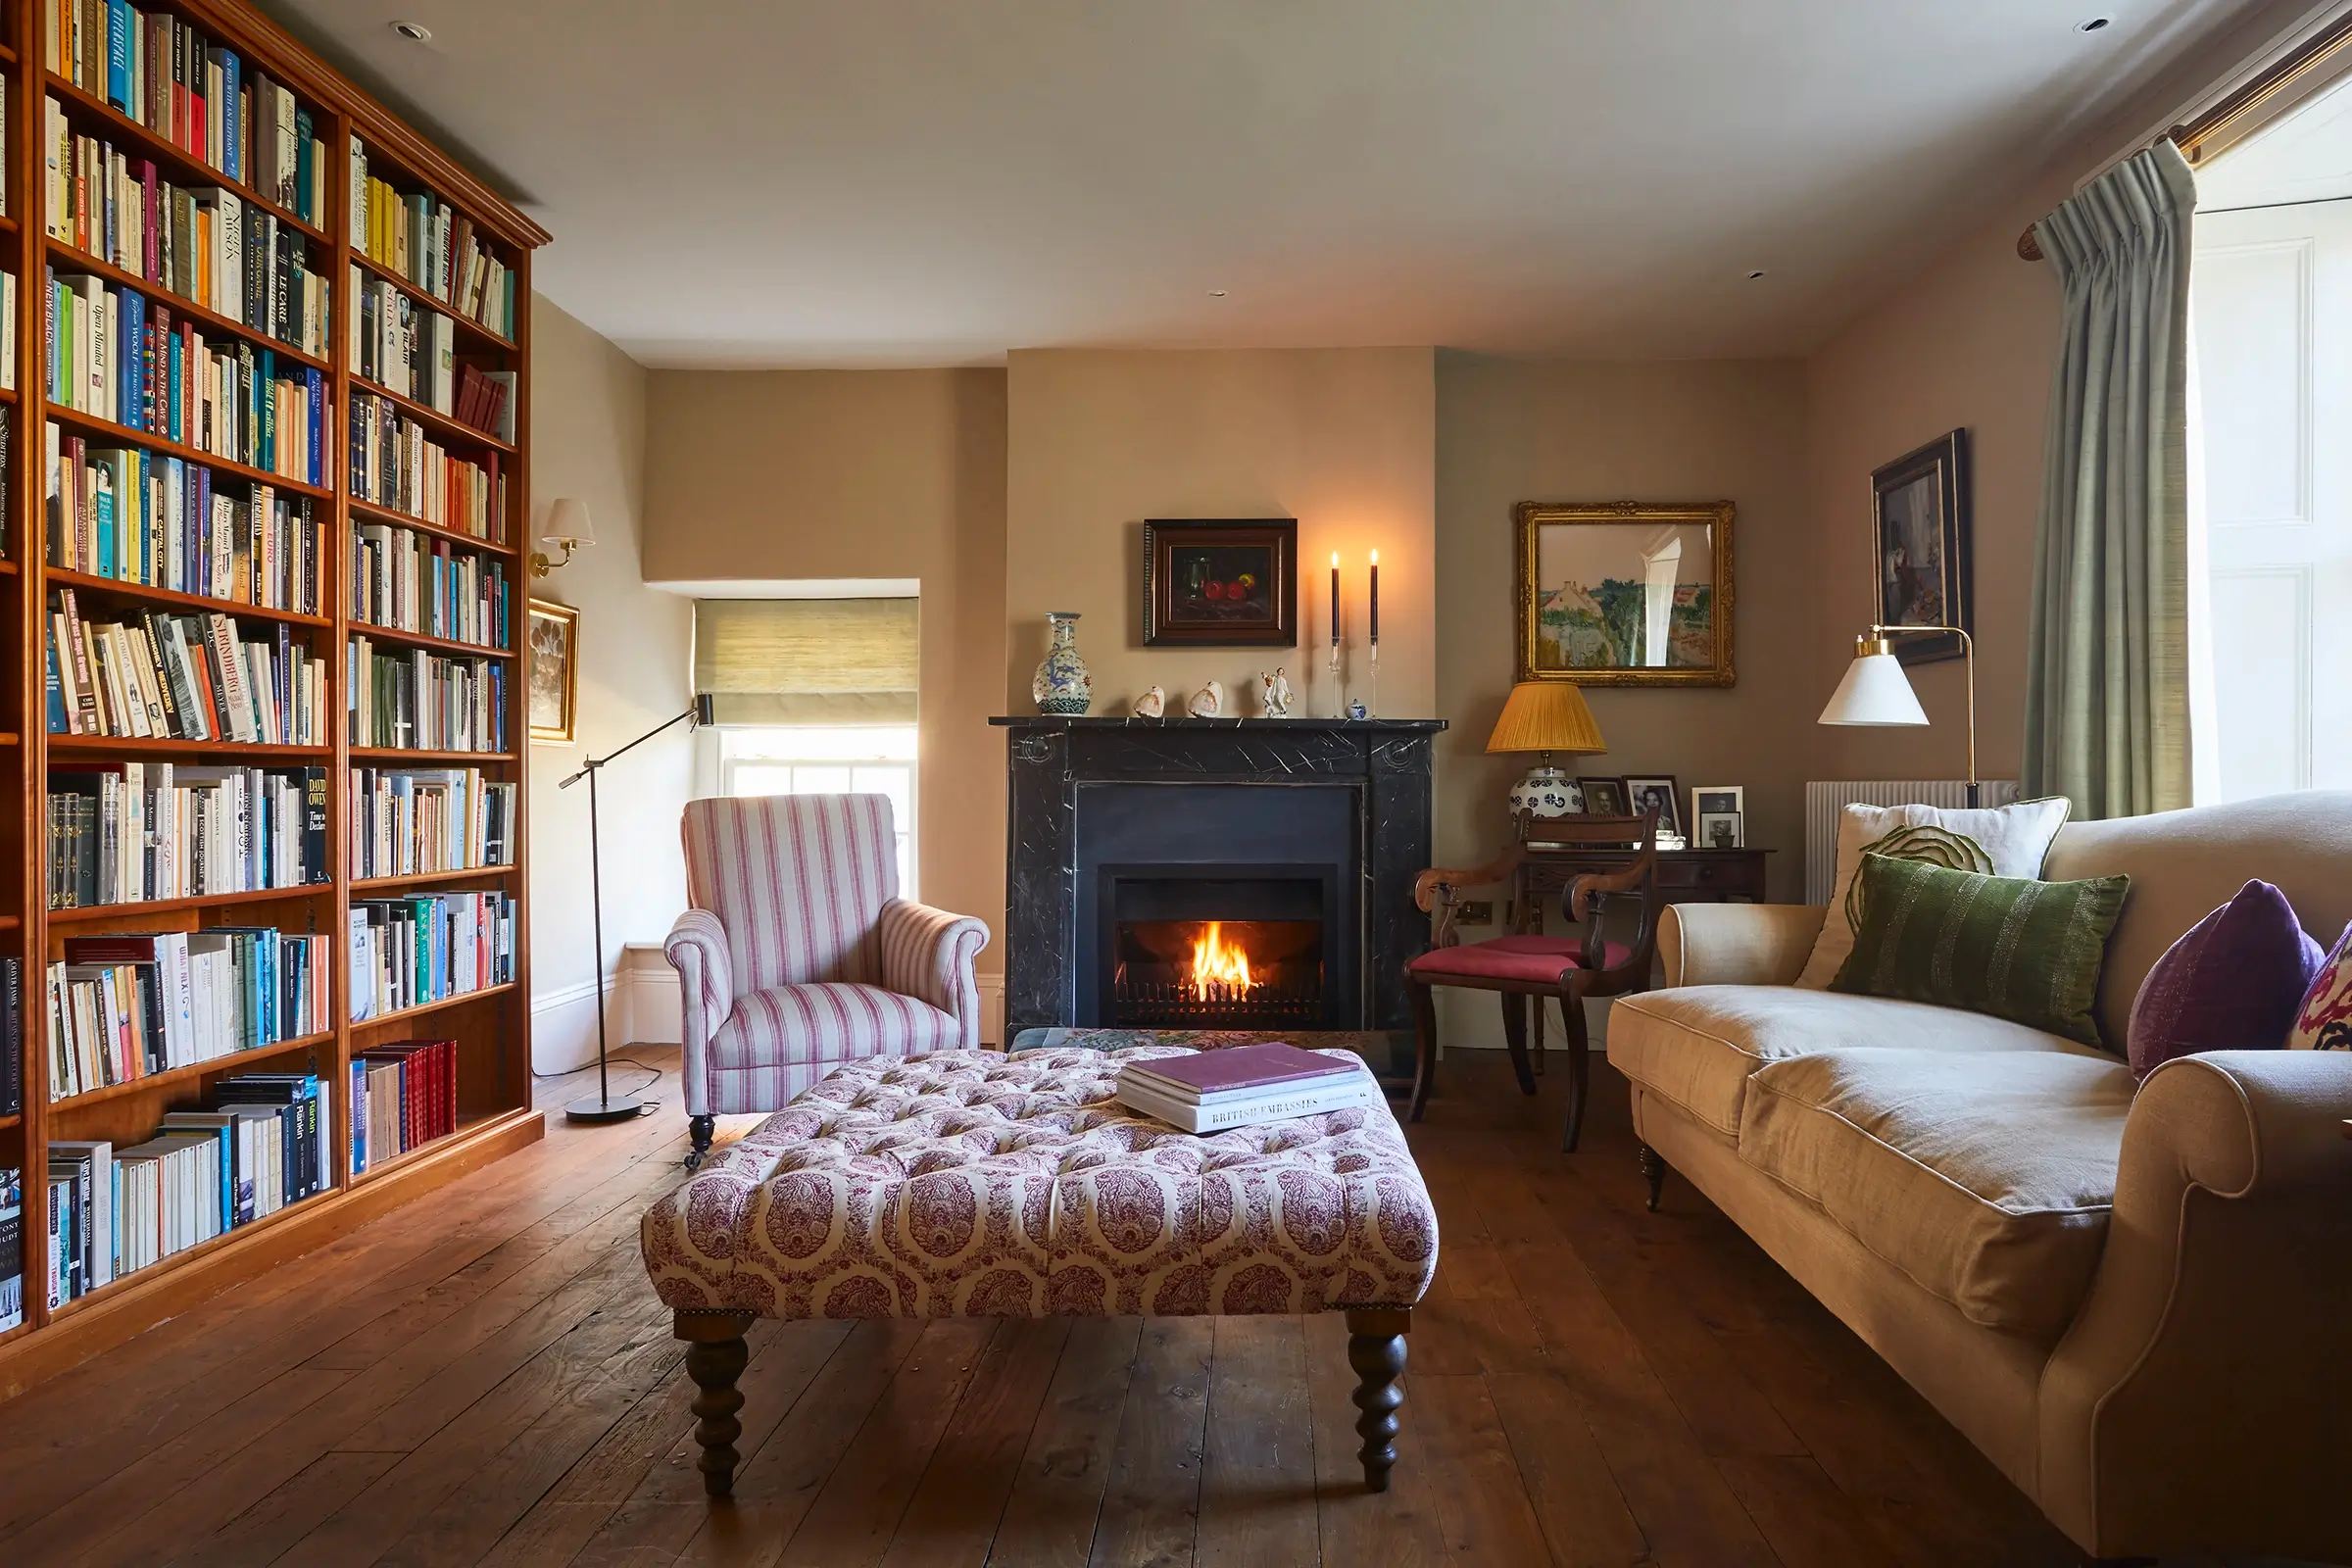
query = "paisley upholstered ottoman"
xmin=640 ymin=1046 xmax=1440 ymax=1495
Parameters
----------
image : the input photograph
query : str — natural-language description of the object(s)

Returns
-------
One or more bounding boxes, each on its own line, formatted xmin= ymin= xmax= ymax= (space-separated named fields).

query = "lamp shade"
xmin=1818 ymin=649 xmax=1929 ymax=726
xmin=542 ymin=497 xmax=596 ymax=547
xmin=1486 ymin=681 xmax=1606 ymax=755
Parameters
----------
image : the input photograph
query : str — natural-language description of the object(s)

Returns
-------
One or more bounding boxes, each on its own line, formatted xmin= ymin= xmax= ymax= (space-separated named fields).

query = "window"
xmin=716 ymin=724 xmax=918 ymax=892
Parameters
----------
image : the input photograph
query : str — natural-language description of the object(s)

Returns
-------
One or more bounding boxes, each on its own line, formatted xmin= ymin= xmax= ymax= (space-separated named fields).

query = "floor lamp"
xmin=1818 ymin=624 xmax=1980 ymax=808
xmin=557 ymin=693 xmax=714 ymax=1124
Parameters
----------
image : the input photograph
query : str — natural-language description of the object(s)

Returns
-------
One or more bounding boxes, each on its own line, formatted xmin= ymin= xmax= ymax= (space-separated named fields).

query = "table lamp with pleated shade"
xmin=1487 ymin=681 xmax=1607 ymax=817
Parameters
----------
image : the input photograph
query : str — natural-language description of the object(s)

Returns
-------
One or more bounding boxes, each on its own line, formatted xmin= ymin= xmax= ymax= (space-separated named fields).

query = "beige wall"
xmin=641 ymin=369 xmax=1010 ymax=980
xmin=527 ymin=297 xmax=695 ymax=1072
xmin=1004 ymin=348 xmax=1438 ymax=719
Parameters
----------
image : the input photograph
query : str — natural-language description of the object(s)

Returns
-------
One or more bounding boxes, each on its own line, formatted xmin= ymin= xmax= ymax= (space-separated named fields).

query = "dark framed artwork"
xmin=1871 ymin=429 xmax=1972 ymax=664
xmin=1622 ymin=775 xmax=1683 ymax=837
xmin=1578 ymin=776 xmax=1628 ymax=815
xmin=1514 ymin=501 xmax=1735 ymax=686
xmin=1143 ymin=518 xmax=1298 ymax=647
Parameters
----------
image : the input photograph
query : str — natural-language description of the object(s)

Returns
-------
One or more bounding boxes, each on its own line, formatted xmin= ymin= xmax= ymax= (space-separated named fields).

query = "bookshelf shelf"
xmin=45 ymin=1031 xmax=337 ymax=1113
xmin=45 ymin=406 xmax=335 ymax=500
xmin=3 ymin=0 xmax=549 ymax=1388
xmin=348 ymin=620 xmax=514 ymax=660
xmin=45 ymin=569 xmax=332 ymax=629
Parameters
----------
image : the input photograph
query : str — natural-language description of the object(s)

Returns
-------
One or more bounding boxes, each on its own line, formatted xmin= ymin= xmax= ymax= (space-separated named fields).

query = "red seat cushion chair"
xmin=1406 ymin=934 xmax=1633 ymax=986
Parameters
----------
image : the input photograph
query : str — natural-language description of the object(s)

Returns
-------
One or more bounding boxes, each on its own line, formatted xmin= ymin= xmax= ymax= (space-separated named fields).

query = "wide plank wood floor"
xmin=0 ymin=1042 xmax=2290 ymax=1566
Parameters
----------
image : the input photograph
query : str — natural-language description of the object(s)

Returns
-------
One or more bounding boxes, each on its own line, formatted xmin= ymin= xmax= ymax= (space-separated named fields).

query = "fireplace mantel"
xmin=993 ymin=715 xmax=1445 ymax=1037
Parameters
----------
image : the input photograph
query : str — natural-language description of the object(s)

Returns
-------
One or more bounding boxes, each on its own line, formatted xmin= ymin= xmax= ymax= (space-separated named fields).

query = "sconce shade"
xmin=1818 ymin=647 xmax=1929 ymax=726
xmin=1486 ymin=681 xmax=1606 ymax=755
xmin=542 ymin=497 xmax=596 ymax=547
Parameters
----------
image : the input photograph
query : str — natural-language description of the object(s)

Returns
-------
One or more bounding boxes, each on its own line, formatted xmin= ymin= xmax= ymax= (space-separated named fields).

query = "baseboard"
xmin=530 ymin=977 xmax=612 ymax=1074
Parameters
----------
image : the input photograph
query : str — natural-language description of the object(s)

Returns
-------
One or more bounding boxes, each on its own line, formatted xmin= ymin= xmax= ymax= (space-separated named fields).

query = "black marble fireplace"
xmin=993 ymin=717 xmax=1444 ymax=1036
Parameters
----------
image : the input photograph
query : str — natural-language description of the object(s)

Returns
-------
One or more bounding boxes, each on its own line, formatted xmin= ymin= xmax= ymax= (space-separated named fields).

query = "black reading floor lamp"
xmin=557 ymin=693 xmax=714 ymax=1124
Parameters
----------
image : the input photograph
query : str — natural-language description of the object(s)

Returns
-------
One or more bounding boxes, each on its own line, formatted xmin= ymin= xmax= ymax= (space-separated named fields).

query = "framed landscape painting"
xmin=1871 ymin=429 xmax=1972 ymax=664
xmin=1143 ymin=518 xmax=1298 ymax=647
xmin=528 ymin=599 xmax=580 ymax=745
xmin=1514 ymin=501 xmax=1735 ymax=686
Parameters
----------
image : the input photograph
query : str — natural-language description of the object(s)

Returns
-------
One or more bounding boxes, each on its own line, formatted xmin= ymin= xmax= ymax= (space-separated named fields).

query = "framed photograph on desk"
xmin=1691 ymin=785 xmax=1743 ymax=846
xmin=1622 ymin=775 xmax=1683 ymax=837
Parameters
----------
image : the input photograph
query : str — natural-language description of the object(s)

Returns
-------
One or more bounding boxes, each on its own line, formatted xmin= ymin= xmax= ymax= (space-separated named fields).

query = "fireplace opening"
xmin=1098 ymin=868 xmax=1338 ymax=1029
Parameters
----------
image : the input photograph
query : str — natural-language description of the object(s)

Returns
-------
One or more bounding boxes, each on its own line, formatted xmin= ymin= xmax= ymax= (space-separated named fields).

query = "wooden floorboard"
xmin=2 ymin=1045 xmax=2185 ymax=1567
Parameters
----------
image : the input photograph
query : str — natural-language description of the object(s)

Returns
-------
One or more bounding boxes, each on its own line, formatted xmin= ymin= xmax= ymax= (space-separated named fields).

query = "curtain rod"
xmin=2018 ymin=6 xmax=2352 ymax=261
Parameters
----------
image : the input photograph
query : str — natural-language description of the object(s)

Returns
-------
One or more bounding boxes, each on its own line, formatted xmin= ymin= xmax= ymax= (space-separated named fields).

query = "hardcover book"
xmin=1117 ymin=1043 xmax=1360 ymax=1103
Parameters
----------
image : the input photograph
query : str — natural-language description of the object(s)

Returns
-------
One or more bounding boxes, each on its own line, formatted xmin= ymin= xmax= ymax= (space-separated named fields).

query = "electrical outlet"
xmin=1457 ymin=900 xmax=1495 ymax=926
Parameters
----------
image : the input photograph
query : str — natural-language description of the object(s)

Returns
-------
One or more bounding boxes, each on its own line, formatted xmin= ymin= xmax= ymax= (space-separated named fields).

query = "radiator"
xmin=1803 ymin=780 xmax=2021 ymax=904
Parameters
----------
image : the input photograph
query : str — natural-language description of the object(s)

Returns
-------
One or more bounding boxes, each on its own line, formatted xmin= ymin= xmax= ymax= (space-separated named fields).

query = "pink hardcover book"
xmin=1119 ymin=1044 xmax=1358 ymax=1102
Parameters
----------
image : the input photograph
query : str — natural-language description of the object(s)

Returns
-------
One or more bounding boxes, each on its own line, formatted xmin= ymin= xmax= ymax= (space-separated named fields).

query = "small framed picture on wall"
xmin=1143 ymin=518 xmax=1299 ymax=647
xmin=528 ymin=599 xmax=580 ymax=745
xmin=1871 ymin=429 xmax=1972 ymax=664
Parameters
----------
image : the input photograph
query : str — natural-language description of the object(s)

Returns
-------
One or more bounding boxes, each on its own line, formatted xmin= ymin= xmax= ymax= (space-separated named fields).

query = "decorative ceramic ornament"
xmin=1507 ymin=765 xmax=1586 ymax=819
xmin=1348 ymin=700 xmax=1368 ymax=721
xmin=1256 ymin=667 xmax=1294 ymax=717
xmin=1031 ymin=612 xmax=1092 ymax=714
xmin=1131 ymin=685 xmax=1166 ymax=718
xmin=1186 ymin=680 xmax=1225 ymax=718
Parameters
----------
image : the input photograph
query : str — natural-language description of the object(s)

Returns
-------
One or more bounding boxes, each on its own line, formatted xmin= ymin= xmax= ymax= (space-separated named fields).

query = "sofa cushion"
xmin=1607 ymin=985 xmax=2094 ymax=1140
xmin=2129 ymin=880 xmax=2324 ymax=1077
xmin=2288 ymin=921 xmax=2352 ymax=1053
xmin=1739 ymin=1049 xmax=2132 ymax=1339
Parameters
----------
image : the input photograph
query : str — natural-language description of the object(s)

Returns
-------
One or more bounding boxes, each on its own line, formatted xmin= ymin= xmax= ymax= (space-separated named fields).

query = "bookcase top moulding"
xmin=0 ymin=0 xmax=549 ymax=1396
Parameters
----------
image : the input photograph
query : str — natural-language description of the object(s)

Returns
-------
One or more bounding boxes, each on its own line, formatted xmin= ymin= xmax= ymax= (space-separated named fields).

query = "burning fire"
xmin=1187 ymin=922 xmax=1254 ymax=1001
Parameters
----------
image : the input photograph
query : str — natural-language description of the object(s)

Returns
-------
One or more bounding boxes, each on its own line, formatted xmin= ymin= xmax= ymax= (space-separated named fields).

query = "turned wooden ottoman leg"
xmin=675 ymin=1310 xmax=756 ymax=1496
xmin=1344 ymin=1306 xmax=1412 ymax=1492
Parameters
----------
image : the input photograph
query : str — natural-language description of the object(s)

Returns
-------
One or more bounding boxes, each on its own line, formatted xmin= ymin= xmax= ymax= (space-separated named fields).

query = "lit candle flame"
xmin=1188 ymin=921 xmax=1253 ymax=1001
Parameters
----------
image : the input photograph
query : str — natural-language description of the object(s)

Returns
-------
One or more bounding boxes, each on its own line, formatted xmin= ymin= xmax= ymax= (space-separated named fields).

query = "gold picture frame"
xmin=527 ymin=598 xmax=580 ymax=744
xmin=1514 ymin=501 xmax=1735 ymax=686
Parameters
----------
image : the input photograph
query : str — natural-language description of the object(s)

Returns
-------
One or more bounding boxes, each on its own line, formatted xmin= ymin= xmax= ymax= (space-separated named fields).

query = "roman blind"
xmin=693 ymin=598 xmax=919 ymax=724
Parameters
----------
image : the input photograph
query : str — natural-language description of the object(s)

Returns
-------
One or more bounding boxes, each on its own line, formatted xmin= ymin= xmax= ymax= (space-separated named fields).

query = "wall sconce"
xmin=532 ymin=497 xmax=595 ymax=577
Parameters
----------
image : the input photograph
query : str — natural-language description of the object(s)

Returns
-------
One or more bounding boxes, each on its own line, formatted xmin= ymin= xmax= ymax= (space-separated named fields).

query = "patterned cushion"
xmin=705 ymin=984 xmax=965 ymax=1111
xmin=642 ymin=1047 xmax=1440 ymax=1319
xmin=682 ymin=794 xmax=899 ymax=994
xmin=1407 ymin=934 xmax=1632 ymax=985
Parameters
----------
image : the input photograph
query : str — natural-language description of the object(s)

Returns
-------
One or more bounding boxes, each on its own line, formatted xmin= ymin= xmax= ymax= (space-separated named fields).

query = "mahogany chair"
xmin=1405 ymin=812 xmax=1663 ymax=1152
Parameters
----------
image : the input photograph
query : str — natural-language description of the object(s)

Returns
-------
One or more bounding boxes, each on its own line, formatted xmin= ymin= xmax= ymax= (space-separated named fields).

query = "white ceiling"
xmin=263 ymin=0 xmax=2264 ymax=368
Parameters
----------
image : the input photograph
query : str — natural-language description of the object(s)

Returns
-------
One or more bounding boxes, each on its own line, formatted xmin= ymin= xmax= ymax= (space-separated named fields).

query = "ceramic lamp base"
xmin=1508 ymin=763 xmax=1584 ymax=818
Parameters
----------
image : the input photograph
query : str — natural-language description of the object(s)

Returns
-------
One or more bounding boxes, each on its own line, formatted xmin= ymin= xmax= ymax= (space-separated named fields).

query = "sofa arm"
xmin=665 ymin=909 xmax=735 ymax=1116
xmin=2036 ymin=1051 xmax=2352 ymax=1561
xmin=1658 ymin=904 xmax=1825 ymax=987
xmin=879 ymin=899 xmax=992 ymax=1048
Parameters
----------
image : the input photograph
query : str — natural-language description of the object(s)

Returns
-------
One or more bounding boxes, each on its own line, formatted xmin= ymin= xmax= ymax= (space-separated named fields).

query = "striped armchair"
xmin=664 ymin=794 xmax=991 ymax=1167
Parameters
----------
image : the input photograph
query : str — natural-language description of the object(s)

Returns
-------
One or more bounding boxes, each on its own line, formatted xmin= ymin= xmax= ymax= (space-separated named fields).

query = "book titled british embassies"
xmin=1113 ymin=1044 xmax=1378 ymax=1134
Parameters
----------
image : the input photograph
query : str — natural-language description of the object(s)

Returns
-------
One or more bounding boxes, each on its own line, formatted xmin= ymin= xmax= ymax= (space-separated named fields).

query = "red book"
xmin=1118 ymin=1044 xmax=1357 ymax=1103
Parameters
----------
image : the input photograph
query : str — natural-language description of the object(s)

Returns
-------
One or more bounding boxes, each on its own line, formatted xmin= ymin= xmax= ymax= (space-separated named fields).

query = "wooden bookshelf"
xmin=0 ymin=0 xmax=550 ymax=1395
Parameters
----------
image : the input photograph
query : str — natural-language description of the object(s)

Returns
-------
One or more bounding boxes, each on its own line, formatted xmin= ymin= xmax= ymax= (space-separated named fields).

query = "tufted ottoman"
xmin=640 ymin=1045 xmax=1440 ymax=1495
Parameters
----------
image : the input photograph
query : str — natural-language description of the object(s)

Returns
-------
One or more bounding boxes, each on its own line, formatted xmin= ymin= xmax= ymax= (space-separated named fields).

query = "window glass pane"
xmin=728 ymin=763 xmax=796 ymax=798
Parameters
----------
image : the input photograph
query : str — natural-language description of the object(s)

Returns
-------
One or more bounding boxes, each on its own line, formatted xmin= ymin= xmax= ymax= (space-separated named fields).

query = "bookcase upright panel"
xmin=0 ymin=0 xmax=548 ymax=1388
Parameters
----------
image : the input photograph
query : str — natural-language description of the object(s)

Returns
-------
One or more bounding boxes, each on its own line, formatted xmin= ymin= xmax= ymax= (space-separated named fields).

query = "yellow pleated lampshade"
xmin=1485 ymin=681 xmax=1606 ymax=755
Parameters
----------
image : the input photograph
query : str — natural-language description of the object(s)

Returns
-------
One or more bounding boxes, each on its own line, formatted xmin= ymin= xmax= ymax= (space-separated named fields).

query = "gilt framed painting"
xmin=1143 ymin=518 xmax=1298 ymax=647
xmin=1871 ymin=429 xmax=1972 ymax=664
xmin=527 ymin=599 xmax=580 ymax=745
xmin=1514 ymin=501 xmax=1734 ymax=686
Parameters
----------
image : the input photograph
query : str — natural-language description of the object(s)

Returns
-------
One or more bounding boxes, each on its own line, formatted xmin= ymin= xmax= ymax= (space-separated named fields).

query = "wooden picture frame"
xmin=1578 ymin=776 xmax=1629 ymax=815
xmin=1622 ymin=775 xmax=1683 ymax=837
xmin=1515 ymin=501 xmax=1734 ymax=686
xmin=1143 ymin=518 xmax=1299 ymax=647
xmin=1871 ymin=429 xmax=1972 ymax=664
xmin=1691 ymin=785 xmax=1744 ymax=841
xmin=528 ymin=599 xmax=581 ymax=744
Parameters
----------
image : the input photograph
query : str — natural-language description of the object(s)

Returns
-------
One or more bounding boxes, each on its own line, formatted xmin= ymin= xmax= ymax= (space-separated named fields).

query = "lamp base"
xmin=564 ymin=1094 xmax=651 ymax=1124
xmin=1508 ymin=763 xmax=1584 ymax=818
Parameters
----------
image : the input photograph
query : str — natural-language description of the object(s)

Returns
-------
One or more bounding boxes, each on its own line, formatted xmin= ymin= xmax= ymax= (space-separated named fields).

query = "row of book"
xmin=350 ymin=892 xmax=515 ymax=1022
xmin=454 ymin=367 xmax=516 ymax=446
xmin=47 ymin=270 xmax=328 ymax=487
xmin=49 ymin=3 xmax=332 ymax=225
xmin=47 ymin=594 xmax=329 ymax=746
xmin=352 ymin=520 xmax=512 ymax=650
xmin=44 ymin=928 xmax=334 ymax=1102
xmin=47 ymin=427 xmax=326 ymax=613
xmin=347 ymin=638 xmax=510 ymax=755
xmin=39 ymin=1072 xmax=332 ymax=1306
xmin=351 ymin=1038 xmax=459 ymax=1173
xmin=46 ymin=106 xmax=331 ymax=358
xmin=351 ymin=767 xmax=518 ymax=882
xmin=47 ymin=761 xmax=328 ymax=909
xmin=349 ymin=143 xmax=517 ymax=339
xmin=349 ymin=391 xmax=507 ymax=539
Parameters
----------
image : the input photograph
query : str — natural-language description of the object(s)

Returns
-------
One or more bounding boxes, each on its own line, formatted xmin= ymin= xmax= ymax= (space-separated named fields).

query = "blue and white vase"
xmin=1032 ymin=612 xmax=1093 ymax=714
xmin=1508 ymin=764 xmax=1584 ymax=818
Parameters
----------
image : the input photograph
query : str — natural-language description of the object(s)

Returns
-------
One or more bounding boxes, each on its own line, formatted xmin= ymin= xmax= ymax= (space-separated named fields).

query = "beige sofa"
xmin=1609 ymin=792 xmax=2352 ymax=1564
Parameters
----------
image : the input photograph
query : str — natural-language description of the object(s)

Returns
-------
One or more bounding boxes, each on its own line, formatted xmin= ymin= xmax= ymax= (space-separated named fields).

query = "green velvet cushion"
xmin=1830 ymin=853 xmax=2132 ymax=1047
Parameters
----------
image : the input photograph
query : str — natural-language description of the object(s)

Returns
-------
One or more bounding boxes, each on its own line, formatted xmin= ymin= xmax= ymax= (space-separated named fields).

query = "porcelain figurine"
xmin=1031 ymin=612 xmax=1092 ymax=714
xmin=1186 ymin=679 xmax=1225 ymax=718
xmin=1348 ymin=699 xmax=1368 ymax=720
xmin=1256 ymin=667 xmax=1294 ymax=717
xmin=1131 ymin=685 xmax=1166 ymax=718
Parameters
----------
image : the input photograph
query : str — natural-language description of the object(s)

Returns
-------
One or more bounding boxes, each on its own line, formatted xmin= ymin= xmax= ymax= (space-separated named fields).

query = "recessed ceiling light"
xmin=2077 ymin=17 xmax=2112 ymax=31
xmin=391 ymin=20 xmax=432 ymax=42
xmin=1207 ymin=289 xmax=1228 ymax=298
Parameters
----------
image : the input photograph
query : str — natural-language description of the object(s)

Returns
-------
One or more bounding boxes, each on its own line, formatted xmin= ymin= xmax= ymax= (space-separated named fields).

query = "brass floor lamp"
xmin=1818 ymin=623 xmax=1979 ymax=808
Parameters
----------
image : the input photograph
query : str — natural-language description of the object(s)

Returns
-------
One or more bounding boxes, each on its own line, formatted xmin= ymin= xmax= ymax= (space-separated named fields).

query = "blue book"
xmin=167 ymin=329 xmax=183 ymax=445
xmin=259 ymin=350 xmax=275 ymax=473
xmin=351 ymin=1058 xmax=367 ymax=1174
xmin=44 ymin=269 xmax=59 ymax=405
xmin=106 ymin=1 xmax=132 ymax=114
xmin=93 ymin=474 xmax=115 ymax=582
xmin=44 ymin=637 xmax=66 ymax=734
xmin=217 ymin=52 xmax=242 ymax=182
xmin=307 ymin=369 xmax=323 ymax=486
xmin=294 ymin=110 xmax=314 ymax=221
xmin=119 ymin=290 xmax=145 ymax=432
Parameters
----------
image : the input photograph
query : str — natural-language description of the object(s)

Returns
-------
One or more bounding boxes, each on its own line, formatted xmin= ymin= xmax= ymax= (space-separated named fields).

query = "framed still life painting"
xmin=1514 ymin=501 xmax=1734 ymax=686
xmin=1871 ymin=429 xmax=1972 ymax=664
xmin=528 ymin=599 xmax=580 ymax=745
xmin=1143 ymin=518 xmax=1298 ymax=647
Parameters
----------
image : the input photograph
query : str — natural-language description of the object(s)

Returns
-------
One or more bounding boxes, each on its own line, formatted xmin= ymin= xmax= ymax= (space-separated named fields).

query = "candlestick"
xmin=1329 ymin=552 xmax=1340 ymax=648
xmin=1369 ymin=550 xmax=1380 ymax=646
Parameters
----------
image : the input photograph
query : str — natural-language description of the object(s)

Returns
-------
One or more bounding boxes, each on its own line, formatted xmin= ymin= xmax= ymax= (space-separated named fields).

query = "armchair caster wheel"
xmin=685 ymin=1114 xmax=715 ymax=1170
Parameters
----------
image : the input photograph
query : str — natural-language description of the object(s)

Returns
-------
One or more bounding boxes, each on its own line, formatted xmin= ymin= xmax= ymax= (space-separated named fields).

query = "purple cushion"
xmin=2127 ymin=880 xmax=2324 ymax=1079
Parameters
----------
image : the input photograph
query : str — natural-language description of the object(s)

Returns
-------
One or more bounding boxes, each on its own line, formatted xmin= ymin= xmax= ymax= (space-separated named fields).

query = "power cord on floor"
xmin=532 ymin=1054 xmax=671 ymax=1107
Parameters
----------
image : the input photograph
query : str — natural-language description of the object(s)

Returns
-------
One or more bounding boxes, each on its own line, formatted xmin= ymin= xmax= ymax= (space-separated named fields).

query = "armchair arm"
xmin=1657 ymin=904 xmax=1826 ymax=987
xmin=665 ymin=908 xmax=734 ymax=1117
xmin=2037 ymin=1051 xmax=2352 ymax=1561
xmin=1413 ymin=846 xmax=1528 ymax=948
xmin=879 ymin=899 xmax=992 ymax=1048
